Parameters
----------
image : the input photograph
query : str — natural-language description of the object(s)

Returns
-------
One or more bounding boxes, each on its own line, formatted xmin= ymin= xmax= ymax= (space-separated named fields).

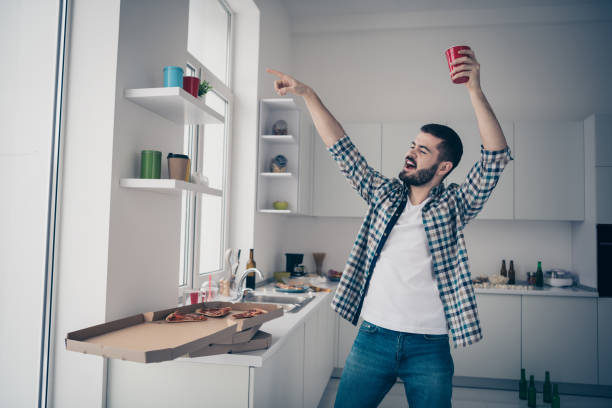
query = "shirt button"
xmin=383 ymin=232 xmax=388 ymax=237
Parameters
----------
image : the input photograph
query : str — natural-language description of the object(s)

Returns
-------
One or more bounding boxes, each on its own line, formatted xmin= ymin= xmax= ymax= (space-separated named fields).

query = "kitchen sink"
xmin=242 ymin=293 xmax=315 ymax=313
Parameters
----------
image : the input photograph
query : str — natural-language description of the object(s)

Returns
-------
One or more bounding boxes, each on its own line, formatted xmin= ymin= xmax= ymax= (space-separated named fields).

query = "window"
xmin=180 ymin=0 xmax=233 ymax=292
xmin=187 ymin=0 xmax=231 ymax=84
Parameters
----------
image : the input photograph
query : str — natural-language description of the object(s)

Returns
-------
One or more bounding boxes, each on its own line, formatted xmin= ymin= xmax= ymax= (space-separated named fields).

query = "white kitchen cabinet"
xmin=108 ymin=359 xmax=251 ymax=407
xmin=313 ymin=123 xmax=381 ymax=217
xmin=336 ymin=317 xmax=361 ymax=368
xmin=297 ymin=117 xmax=315 ymax=216
xmin=596 ymin=167 xmax=612 ymax=224
xmin=514 ymin=121 xmax=584 ymax=221
xmin=522 ymin=296 xmax=597 ymax=384
xmin=324 ymin=300 xmax=337 ymax=379
xmin=451 ymin=294 xmax=521 ymax=379
xmin=592 ymin=114 xmax=612 ymax=166
xmin=254 ymin=324 xmax=305 ymax=408
xmin=445 ymin=120 xmax=514 ymax=220
xmin=598 ymin=298 xmax=612 ymax=385
xmin=304 ymin=302 xmax=334 ymax=408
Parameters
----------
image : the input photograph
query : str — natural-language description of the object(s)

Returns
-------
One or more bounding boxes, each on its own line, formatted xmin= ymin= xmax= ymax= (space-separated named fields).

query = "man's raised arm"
xmin=267 ymin=68 xmax=344 ymax=148
xmin=451 ymin=49 xmax=507 ymax=151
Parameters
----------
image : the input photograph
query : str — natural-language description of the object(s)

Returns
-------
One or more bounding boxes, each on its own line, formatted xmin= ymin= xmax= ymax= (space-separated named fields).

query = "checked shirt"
xmin=329 ymin=134 xmax=513 ymax=348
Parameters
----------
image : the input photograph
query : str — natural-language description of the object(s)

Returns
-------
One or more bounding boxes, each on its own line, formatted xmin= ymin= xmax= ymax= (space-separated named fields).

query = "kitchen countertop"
xmin=473 ymin=281 xmax=598 ymax=297
xmin=179 ymin=279 xmax=337 ymax=368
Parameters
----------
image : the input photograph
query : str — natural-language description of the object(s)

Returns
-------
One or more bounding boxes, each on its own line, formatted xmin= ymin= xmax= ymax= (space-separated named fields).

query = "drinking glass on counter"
xmin=200 ymin=280 xmax=219 ymax=301
xmin=184 ymin=289 xmax=201 ymax=305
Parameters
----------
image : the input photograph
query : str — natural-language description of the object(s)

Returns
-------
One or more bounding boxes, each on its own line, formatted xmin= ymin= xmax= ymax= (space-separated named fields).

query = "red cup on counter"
xmin=184 ymin=289 xmax=200 ymax=305
xmin=183 ymin=76 xmax=200 ymax=98
xmin=444 ymin=45 xmax=471 ymax=84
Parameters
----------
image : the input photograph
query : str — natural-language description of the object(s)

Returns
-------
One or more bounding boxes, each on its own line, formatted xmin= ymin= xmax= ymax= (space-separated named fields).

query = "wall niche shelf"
xmin=124 ymin=87 xmax=224 ymax=125
xmin=260 ymin=172 xmax=293 ymax=177
xmin=261 ymin=135 xmax=297 ymax=143
xmin=257 ymin=98 xmax=301 ymax=214
xmin=259 ymin=209 xmax=292 ymax=214
xmin=119 ymin=178 xmax=222 ymax=197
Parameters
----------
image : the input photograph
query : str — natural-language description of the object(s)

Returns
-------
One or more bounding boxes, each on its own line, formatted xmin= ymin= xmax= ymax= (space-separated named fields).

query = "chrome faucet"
xmin=232 ymin=267 xmax=264 ymax=302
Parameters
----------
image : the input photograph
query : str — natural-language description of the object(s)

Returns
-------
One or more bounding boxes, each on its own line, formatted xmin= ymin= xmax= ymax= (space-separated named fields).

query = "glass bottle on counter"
xmin=536 ymin=261 xmax=544 ymax=288
xmin=519 ymin=368 xmax=527 ymax=400
xmin=543 ymin=371 xmax=552 ymax=402
xmin=508 ymin=260 xmax=516 ymax=284
xmin=245 ymin=249 xmax=256 ymax=290
xmin=528 ymin=375 xmax=537 ymax=407
xmin=500 ymin=260 xmax=507 ymax=277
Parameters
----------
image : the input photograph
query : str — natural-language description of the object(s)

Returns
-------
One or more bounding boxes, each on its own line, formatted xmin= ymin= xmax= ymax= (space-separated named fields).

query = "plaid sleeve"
xmin=328 ymin=135 xmax=390 ymax=205
xmin=455 ymin=144 xmax=513 ymax=225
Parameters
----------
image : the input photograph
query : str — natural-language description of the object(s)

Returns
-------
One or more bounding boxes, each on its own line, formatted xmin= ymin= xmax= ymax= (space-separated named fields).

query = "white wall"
xmin=51 ymin=0 xmax=122 ymax=407
xmin=0 ymin=0 xmax=62 ymax=406
xmin=105 ymin=0 xmax=189 ymax=322
xmin=254 ymin=3 xmax=612 ymax=287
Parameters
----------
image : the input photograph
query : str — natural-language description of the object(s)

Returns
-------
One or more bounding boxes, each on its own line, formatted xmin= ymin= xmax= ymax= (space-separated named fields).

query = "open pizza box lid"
xmin=65 ymin=302 xmax=282 ymax=363
xmin=188 ymin=330 xmax=272 ymax=358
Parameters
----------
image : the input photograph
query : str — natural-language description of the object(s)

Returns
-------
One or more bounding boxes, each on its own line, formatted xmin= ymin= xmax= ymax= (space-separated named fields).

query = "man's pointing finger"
xmin=266 ymin=68 xmax=286 ymax=78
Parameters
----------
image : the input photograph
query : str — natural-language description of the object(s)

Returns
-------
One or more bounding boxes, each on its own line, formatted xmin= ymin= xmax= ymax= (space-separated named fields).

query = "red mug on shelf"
xmin=183 ymin=76 xmax=200 ymax=98
xmin=444 ymin=45 xmax=471 ymax=84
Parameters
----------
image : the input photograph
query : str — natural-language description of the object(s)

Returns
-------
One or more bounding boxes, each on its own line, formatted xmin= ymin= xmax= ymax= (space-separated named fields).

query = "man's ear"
xmin=438 ymin=161 xmax=453 ymax=177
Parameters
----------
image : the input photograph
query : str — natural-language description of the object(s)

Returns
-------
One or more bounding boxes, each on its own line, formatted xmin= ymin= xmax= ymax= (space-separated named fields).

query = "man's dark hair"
xmin=420 ymin=123 xmax=463 ymax=174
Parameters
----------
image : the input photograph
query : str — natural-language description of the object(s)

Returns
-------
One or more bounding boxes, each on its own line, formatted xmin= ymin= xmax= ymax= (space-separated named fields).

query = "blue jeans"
xmin=334 ymin=321 xmax=454 ymax=408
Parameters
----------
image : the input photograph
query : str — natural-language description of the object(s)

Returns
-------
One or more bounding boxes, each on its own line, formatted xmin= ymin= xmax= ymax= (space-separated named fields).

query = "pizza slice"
xmin=195 ymin=306 xmax=232 ymax=318
xmin=165 ymin=311 xmax=208 ymax=322
xmin=231 ymin=308 xmax=268 ymax=319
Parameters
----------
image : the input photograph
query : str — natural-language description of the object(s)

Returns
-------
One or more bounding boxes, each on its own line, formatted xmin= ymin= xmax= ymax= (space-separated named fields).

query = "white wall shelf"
xmin=119 ymin=178 xmax=222 ymax=197
xmin=260 ymin=172 xmax=293 ymax=177
xmin=124 ymin=87 xmax=224 ymax=125
xmin=261 ymin=135 xmax=297 ymax=143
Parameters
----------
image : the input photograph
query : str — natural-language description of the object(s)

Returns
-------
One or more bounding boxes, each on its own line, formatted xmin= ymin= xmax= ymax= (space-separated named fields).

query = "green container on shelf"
xmin=140 ymin=150 xmax=161 ymax=179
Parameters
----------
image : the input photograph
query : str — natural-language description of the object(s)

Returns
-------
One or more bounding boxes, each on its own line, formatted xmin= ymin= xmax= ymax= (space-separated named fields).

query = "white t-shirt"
xmin=360 ymin=197 xmax=448 ymax=334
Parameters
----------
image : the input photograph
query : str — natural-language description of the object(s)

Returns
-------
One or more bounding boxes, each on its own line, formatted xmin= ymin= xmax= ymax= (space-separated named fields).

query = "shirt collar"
xmin=402 ymin=182 xmax=445 ymax=200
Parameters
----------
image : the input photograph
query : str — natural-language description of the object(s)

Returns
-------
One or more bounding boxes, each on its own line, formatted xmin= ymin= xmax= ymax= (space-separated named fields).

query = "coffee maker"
xmin=285 ymin=253 xmax=304 ymax=277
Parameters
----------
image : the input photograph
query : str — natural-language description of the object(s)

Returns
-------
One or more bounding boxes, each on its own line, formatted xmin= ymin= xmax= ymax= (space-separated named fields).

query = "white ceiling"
xmin=280 ymin=0 xmax=607 ymax=18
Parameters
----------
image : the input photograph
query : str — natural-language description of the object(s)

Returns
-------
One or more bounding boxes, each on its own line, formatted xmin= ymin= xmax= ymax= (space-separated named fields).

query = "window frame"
xmin=179 ymin=0 xmax=234 ymax=298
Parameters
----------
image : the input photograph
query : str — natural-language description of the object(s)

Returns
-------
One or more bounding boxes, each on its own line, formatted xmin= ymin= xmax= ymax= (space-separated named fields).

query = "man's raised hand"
xmin=266 ymin=68 xmax=310 ymax=97
xmin=451 ymin=49 xmax=481 ymax=92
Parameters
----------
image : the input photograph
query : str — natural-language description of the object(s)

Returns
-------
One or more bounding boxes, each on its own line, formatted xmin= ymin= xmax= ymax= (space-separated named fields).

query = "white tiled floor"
xmin=318 ymin=378 xmax=612 ymax=408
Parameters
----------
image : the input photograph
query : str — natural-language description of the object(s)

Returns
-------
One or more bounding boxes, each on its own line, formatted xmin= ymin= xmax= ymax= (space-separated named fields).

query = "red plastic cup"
xmin=189 ymin=291 xmax=200 ymax=305
xmin=183 ymin=76 xmax=199 ymax=98
xmin=445 ymin=45 xmax=471 ymax=84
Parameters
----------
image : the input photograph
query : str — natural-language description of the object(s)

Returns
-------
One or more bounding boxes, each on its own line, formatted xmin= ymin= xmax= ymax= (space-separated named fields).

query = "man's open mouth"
xmin=404 ymin=158 xmax=416 ymax=170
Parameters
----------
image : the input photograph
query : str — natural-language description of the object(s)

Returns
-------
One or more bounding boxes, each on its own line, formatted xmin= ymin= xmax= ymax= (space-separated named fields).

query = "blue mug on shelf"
xmin=163 ymin=66 xmax=183 ymax=87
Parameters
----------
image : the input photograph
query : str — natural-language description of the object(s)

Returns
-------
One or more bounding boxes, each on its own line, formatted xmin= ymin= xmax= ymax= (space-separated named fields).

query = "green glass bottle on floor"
xmin=519 ymin=368 xmax=528 ymax=400
xmin=528 ymin=375 xmax=537 ymax=407
xmin=543 ymin=371 xmax=552 ymax=402
xmin=552 ymin=383 xmax=561 ymax=408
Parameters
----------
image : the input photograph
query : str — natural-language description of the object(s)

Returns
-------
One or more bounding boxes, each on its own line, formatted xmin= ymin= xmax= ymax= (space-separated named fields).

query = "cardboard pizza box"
xmin=187 ymin=330 xmax=272 ymax=358
xmin=65 ymin=302 xmax=282 ymax=363
xmin=214 ymin=324 xmax=262 ymax=345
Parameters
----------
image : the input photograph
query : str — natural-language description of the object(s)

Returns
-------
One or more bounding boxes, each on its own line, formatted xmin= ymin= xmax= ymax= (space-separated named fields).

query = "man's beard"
xmin=399 ymin=162 xmax=439 ymax=186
